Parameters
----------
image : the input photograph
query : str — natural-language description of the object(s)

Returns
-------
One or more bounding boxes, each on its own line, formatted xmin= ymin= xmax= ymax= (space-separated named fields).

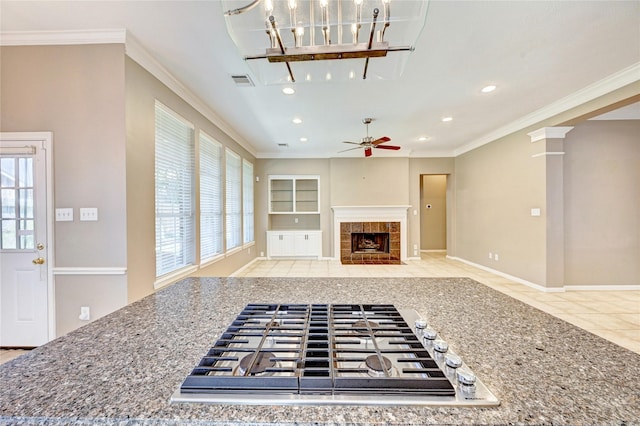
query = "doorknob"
xmin=32 ymin=257 xmax=45 ymax=265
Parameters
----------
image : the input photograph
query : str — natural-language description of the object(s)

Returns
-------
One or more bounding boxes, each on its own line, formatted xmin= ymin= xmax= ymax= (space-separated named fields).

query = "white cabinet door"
xmin=267 ymin=232 xmax=295 ymax=257
xmin=267 ymin=231 xmax=321 ymax=258
xmin=293 ymin=232 xmax=321 ymax=257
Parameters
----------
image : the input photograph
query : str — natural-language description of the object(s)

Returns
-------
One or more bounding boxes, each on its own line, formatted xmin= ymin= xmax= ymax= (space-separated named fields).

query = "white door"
xmin=0 ymin=133 xmax=53 ymax=347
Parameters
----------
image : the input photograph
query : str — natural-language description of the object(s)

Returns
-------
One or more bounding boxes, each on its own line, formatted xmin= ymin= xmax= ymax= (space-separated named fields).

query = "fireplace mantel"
xmin=332 ymin=206 xmax=410 ymax=261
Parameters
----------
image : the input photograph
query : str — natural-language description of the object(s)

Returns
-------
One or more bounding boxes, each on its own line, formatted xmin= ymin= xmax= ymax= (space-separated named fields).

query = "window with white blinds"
xmin=242 ymin=159 xmax=254 ymax=245
xmin=199 ymin=131 xmax=223 ymax=261
xmin=154 ymin=101 xmax=195 ymax=277
xmin=225 ymin=148 xmax=242 ymax=251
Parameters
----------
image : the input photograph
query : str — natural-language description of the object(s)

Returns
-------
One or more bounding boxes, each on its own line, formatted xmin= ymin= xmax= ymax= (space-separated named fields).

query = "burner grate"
xmin=180 ymin=304 xmax=456 ymax=396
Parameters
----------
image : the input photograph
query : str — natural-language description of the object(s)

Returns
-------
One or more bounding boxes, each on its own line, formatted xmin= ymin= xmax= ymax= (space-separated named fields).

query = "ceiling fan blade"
xmin=374 ymin=145 xmax=401 ymax=150
xmin=371 ymin=136 xmax=391 ymax=146
xmin=338 ymin=146 xmax=364 ymax=153
xmin=364 ymin=147 xmax=372 ymax=157
xmin=342 ymin=141 xmax=362 ymax=145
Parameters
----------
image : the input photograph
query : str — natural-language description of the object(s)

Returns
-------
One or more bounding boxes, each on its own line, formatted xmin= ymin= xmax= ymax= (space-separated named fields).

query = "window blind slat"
xmin=200 ymin=131 xmax=223 ymax=260
xmin=225 ymin=149 xmax=242 ymax=251
xmin=242 ymin=159 xmax=254 ymax=244
xmin=155 ymin=101 xmax=195 ymax=277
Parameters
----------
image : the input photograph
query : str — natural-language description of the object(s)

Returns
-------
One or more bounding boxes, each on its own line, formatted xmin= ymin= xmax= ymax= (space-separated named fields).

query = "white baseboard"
xmin=447 ymin=256 xmax=639 ymax=292
xmin=52 ymin=267 xmax=127 ymax=275
xmin=229 ymin=257 xmax=262 ymax=277
xmin=564 ymin=285 xmax=640 ymax=291
xmin=446 ymin=256 xmax=564 ymax=293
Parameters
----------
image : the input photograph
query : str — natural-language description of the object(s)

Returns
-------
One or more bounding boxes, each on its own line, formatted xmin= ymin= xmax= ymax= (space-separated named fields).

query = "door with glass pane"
xmin=0 ymin=134 xmax=50 ymax=347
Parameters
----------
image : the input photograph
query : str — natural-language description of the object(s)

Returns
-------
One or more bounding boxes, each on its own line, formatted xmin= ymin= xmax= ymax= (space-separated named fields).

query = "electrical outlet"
xmin=494 ymin=254 xmax=499 ymax=261
xmin=489 ymin=252 xmax=493 ymax=259
xmin=79 ymin=306 xmax=90 ymax=321
xmin=55 ymin=208 xmax=73 ymax=222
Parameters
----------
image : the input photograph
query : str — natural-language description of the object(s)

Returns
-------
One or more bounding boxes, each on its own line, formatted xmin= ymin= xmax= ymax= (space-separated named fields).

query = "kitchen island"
xmin=1 ymin=277 xmax=638 ymax=425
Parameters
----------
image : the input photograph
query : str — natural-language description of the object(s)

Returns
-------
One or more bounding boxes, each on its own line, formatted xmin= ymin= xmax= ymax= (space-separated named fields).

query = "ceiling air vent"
xmin=231 ymin=74 xmax=254 ymax=87
xmin=277 ymin=143 xmax=289 ymax=148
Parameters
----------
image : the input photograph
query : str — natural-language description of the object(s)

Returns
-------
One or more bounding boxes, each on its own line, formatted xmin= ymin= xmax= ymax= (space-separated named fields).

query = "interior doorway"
xmin=420 ymin=174 xmax=447 ymax=251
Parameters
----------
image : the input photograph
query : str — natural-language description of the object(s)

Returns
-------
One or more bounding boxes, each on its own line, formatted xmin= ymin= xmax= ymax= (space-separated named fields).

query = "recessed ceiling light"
xmin=292 ymin=117 xmax=302 ymax=124
xmin=300 ymin=137 xmax=308 ymax=142
xmin=442 ymin=116 xmax=453 ymax=122
xmin=481 ymin=85 xmax=497 ymax=93
xmin=418 ymin=136 xmax=429 ymax=142
xmin=282 ymin=87 xmax=295 ymax=95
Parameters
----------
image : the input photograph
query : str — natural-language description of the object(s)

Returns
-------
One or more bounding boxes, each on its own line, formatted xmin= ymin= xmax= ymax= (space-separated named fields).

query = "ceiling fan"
xmin=339 ymin=118 xmax=401 ymax=157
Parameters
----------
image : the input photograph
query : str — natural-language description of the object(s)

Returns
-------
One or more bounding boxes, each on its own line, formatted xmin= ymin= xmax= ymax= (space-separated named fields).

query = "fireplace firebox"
xmin=351 ymin=232 xmax=390 ymax=254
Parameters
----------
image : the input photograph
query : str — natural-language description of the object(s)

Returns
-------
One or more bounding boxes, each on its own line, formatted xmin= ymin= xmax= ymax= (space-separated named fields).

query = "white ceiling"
xmin=1 ymin=1 xmax=639 ymax=158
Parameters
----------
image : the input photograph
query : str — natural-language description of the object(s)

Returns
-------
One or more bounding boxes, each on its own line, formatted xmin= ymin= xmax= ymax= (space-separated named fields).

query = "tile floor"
xmin=2 ymin=252 xmax=637 ymax=366
xmin=234 ymin=252 xmax=640 ymax=354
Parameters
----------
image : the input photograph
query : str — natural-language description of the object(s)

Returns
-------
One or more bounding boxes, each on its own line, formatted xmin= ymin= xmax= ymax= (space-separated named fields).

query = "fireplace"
xmin=340 ymin=222 xmax=400 ymax=264
xmin=333 ymin=206 xmax=410 ymax=264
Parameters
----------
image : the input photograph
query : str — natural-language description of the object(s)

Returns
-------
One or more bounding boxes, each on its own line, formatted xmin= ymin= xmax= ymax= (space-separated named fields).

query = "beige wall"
xmin=408 ymin=158 xmax=455 ymax=257
xmin=453 ymin=83 xmax=639 ymax=288
xmin=125 ymin=58 xmax=257 ymax=282
xmin=329 ymin=157 xmax=410 ymax=206
xmin=255 ymin=159 xmax=332 ymax=256
xmin=1 ymin=45 xmax=259 ymax=337
xmin=564 ymin=120 xmax=640 ymax=286
xmin=1 ymin=44 xmax=129 ymax=335
xmin=421 ymin=175 xmax=447 ymax=250
xmin=455 ymin=133 xmax=548 ymax=284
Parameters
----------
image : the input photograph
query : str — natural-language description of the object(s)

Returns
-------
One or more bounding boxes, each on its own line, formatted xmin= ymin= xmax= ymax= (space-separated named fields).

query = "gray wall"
xmin=564 ymin=120 xmax=640 ymax=286
xmin=0 ymin=44 xmax=128 ymax=335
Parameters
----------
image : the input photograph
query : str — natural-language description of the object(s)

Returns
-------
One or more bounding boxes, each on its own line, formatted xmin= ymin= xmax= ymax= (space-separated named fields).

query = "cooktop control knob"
xmin=445 ymin=353 xmax=463 ymax=369
xmin=415 ymin=319 xmax=427 ymax=330
xmin=433 ymin=339 xmax=449 ymax=353
xmin=422 ymin=327 xmax=437 ymax=340
xmin=456 ymin=368 xmax=477 ymax=386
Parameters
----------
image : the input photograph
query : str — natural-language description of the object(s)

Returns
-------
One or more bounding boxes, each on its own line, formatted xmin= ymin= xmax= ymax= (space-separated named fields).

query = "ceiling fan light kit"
xmin=339 ymin=118 xmax=401 ymax=157
xmin=222 ymin=0 xmax=430 ymax=84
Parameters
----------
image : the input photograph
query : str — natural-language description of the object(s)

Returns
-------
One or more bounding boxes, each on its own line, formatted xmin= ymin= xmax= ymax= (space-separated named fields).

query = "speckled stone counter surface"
xmin=1 ymin=277 xmax=638 ymax=425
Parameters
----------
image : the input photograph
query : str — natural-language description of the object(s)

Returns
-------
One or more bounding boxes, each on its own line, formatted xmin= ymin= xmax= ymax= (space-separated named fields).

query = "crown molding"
xmin=527 ymin=126 xmax=574 ymax=142
xmin=0 ymin=29 xmax=257 ymax=158
xmin=0 ymin=29 xmax=126 ymax=46
xmin=454 ymin=62 xmax=640 ymax=157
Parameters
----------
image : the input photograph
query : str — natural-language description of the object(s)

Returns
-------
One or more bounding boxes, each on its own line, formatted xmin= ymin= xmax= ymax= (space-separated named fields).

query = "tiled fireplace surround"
xmin=340 ymin=221 xmax=401 ymax=264
xmin=332 ymin=206 xmax=409 ymax=265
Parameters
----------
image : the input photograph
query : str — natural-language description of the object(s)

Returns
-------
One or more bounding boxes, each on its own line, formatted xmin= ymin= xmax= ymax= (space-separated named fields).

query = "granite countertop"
xmin=1 ymin=277 xmax=638 ymax=425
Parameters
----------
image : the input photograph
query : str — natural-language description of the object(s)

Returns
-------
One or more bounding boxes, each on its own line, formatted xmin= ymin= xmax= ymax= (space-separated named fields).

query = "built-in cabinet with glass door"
xmin=267 ymin=175 xmax=321 ymax=258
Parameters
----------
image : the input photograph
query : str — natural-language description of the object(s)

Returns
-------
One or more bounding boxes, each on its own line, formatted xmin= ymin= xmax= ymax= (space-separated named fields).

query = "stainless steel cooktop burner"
xmin=172 ymin=304 xmax=499 ymax=407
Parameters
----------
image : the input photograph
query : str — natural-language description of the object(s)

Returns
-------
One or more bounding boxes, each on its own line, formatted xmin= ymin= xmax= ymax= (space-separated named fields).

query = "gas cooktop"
xmin=172 ymin=304 xmax=499 ymax=406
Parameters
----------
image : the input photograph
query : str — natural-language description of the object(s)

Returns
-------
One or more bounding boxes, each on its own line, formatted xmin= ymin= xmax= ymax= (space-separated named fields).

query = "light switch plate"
xmin=531 ymin=208 xmax=541 ymax=217
xmin=55 ymin=208 xmax=73 ymax=222
xmin=80 ymin=207 xmax=98 ymax=221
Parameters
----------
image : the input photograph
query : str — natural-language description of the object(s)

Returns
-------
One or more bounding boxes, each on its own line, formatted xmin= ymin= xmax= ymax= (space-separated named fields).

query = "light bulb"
xmin=265 ymin=0 xmax=274 ymax=12
xmin=320 ymin=0 xmax=328 ymax=7
xmin=354 ymin=0 xmax=363 ymax=5
xmin=288 ymin=0 xmax=297 ymax=10
xmin=295 ymin=26 xmax=305 ymax=36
